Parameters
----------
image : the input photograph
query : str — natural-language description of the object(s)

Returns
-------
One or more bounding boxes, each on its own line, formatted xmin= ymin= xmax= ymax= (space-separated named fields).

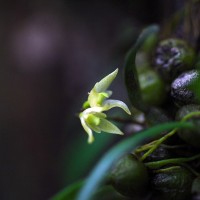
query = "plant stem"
xmin=181 ymin=163 xmax=200 ymax=177
xmin=145 ymin=153 xmax=200 ymax=169
xmin=141 ymin=129 xmax=177 ymax=161
xmin=135 ymin=140 xmax=156 ymax=153
xmin=107 ymin=117 xmax=145 ymax=126
xmin=154 ymin=166 xmax=181 ymax=173
xmin=140 ymin=111 xmax=200 ymax=161
xmin=160 ymin=144 xmax=188 ymax=149
xmin=181 ymin=111 xmax=200 ymax=122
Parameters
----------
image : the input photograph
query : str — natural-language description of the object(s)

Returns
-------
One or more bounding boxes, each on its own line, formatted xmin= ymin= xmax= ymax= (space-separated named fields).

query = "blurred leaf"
xmin=51 ymin=182 xmax=128 ymax=200
xmin=93 ymin=185 xmax=129 ymax=200
xmin=124 ymin=25 xmax=160 ymax=112
xmin=76 ymin=121 xmax=193 ymax=200
xmin=51 ymin=180 xmax=84 ymax=200
xmin=192 ymin=177 xmax=200 ymax=193
xmin=62 ymin=133 xmax=114 ymax=185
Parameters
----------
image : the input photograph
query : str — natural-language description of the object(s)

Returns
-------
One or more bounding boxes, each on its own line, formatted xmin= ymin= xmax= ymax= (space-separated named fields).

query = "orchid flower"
xmin=79 ymin=69 xmax=131 ymax=143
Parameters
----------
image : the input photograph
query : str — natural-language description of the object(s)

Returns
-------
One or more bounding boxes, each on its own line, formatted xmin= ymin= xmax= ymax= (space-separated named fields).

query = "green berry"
xmin=151 ymin=166 xmax=193 ymax=200
xmin=110 ymin=154 xmax=149 ymax=198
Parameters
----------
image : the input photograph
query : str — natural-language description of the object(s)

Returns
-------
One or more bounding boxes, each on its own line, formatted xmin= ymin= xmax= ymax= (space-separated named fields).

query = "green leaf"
xmin=124 ymin=25 xmax=160 ymax=112
xmin=76 ymin=121 xmax=193 ymax=200
xmin=61 ymin=133 xmax=114 ymax=190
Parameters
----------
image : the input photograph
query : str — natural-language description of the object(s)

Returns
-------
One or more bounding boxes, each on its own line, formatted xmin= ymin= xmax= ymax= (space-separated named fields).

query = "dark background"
xmin=0 ymin=0 xmax=180 ymax=199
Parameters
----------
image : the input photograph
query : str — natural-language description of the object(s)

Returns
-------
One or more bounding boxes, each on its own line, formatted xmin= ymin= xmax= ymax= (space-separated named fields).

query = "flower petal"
xmin=102 ymin=99 xmax=131 ymax=115
xmin=98 ymin=118 xmax=123 ymax=135
xmin=80 ymin=115 xmax=94 ymax=143
xmin=94 ymin=69 xmax=118 ymax=93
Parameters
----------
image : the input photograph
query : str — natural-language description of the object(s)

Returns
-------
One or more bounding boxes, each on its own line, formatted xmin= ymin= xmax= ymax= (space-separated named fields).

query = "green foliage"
xmin=52 ymin=122 xmax=192 ymax=200
xmin=62 ymin=133 xmax=114 ymax=185
xmin=76 ymin=121 xmax=192 ymax=200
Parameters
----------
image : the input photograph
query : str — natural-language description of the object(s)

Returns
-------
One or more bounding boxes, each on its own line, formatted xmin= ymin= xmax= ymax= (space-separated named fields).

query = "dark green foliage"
xmin=124 ymin=25 xmax=160 ymax=112
xmin=76 ymin=122 xmax=191 ymax=200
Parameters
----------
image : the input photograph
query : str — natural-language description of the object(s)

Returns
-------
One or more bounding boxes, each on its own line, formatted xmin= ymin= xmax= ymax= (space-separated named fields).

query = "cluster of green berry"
xmin=108 ymin=33 xmax=200 ymax=200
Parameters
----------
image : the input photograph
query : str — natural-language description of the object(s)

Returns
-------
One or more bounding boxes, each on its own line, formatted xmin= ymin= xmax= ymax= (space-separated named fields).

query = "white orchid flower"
xmin=79 ymin=68 xmax=131 ymax=143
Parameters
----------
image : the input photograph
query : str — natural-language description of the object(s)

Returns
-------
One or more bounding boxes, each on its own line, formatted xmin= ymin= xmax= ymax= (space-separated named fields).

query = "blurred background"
xmin=0 ymin=0 xmax=180 ymax=199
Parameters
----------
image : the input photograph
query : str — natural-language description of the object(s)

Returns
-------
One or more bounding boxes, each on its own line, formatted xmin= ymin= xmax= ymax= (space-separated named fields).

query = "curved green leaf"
xmin=124 ymin=25 xmax=160 ymax=112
